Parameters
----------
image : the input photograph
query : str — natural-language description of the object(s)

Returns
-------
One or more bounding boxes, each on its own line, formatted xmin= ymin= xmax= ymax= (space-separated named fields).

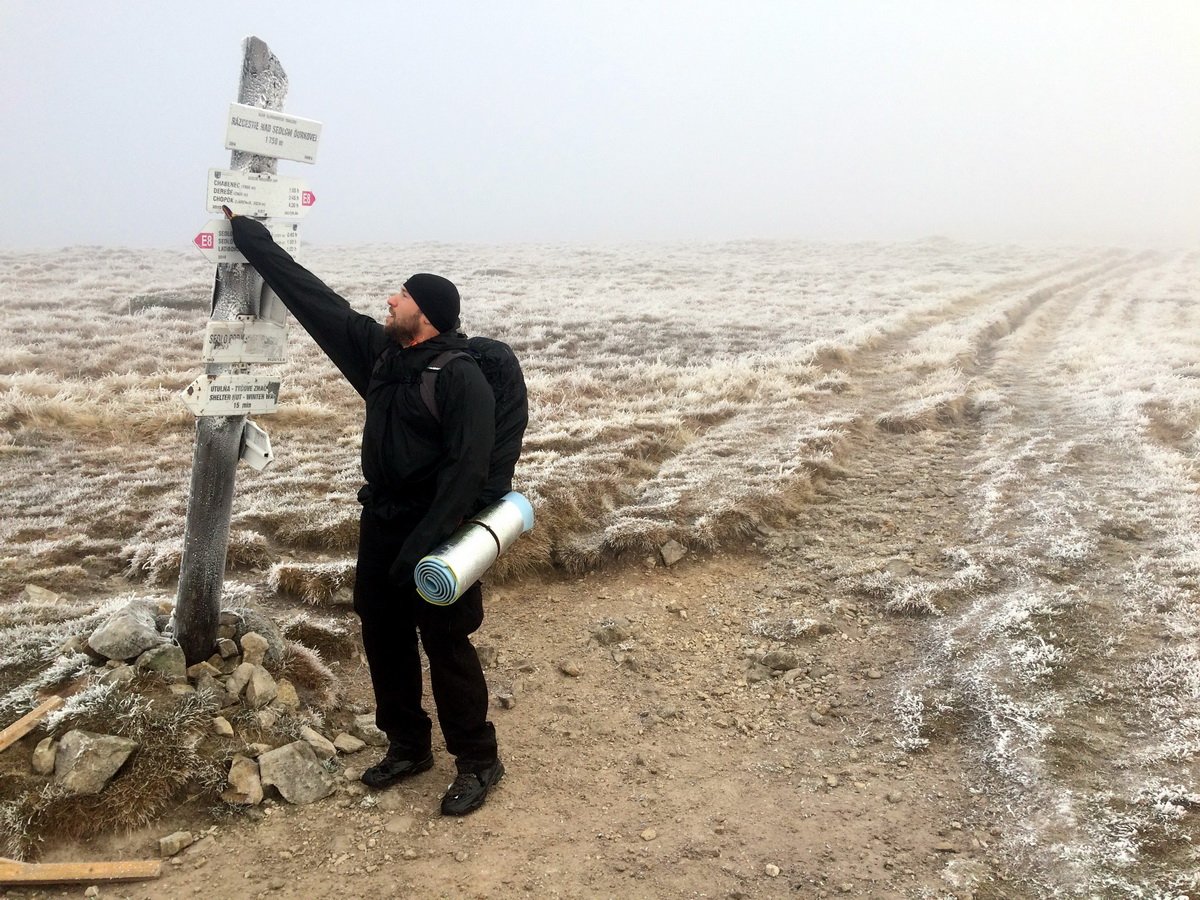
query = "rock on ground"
xmin=87 ymin=602 xmax=162 ymax=660
xmin=54 ymin=730 xmax=138 ymax=795
xmin=136 ymin=643 xmax=186 ymax=677
xmin=300 ymin=726 xmax=337 ymax=761
xmin=258 ymin=741 xmax=334 ymax=805
xmin=222 ymin=754 xmax=263 ymax=806
xmin=352 ymin=714 xmax=388 ymax=747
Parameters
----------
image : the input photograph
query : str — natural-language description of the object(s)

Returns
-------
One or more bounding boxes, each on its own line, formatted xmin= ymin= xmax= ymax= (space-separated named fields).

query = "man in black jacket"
xmin=226 ymin=210 xmax=503 ymax=815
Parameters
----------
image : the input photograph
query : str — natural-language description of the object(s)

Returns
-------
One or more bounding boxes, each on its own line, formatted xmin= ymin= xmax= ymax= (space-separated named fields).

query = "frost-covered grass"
xmin=3 ymin=241 xmax=1200 ymax=886
xmin=0 ymin=238 xmax=1084 ymax=593
xmin=893 ymin=251 xmax=1200 ymax=895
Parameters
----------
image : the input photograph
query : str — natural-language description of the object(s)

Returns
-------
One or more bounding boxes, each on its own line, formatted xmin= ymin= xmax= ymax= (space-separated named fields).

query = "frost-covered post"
xmin=175 ymin=37 xmax=288 ymax=664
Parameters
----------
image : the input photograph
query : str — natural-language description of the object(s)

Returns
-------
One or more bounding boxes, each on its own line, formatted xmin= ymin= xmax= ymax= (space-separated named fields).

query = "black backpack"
xmin=422 ymin=337 xmax=528 ymax=508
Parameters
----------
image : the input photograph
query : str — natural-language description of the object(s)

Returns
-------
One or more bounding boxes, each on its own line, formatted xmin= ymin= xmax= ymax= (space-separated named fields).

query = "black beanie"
xmin=404 ymin=273 xmax=460 ymax=334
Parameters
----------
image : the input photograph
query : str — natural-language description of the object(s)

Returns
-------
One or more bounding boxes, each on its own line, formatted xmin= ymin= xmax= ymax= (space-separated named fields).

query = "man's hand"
xmin=221 ymin=204 xmax=238 ymax=220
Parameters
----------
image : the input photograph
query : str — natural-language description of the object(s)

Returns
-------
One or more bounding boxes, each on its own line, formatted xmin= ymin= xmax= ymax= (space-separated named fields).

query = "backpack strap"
xmin=420 ymin=350 xmax=472 ymax=422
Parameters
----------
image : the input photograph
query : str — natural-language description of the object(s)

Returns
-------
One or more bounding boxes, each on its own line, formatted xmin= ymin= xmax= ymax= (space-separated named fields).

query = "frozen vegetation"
xmin=1 ymin=239 xmax=1198 ymax=891
xmin=0 ymin=237 xmax=1088 ymax=587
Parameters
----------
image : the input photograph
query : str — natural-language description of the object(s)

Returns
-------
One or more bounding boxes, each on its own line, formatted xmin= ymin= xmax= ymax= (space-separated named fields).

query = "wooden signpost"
xmin=175 ymin=36 xmax=321 ymax=664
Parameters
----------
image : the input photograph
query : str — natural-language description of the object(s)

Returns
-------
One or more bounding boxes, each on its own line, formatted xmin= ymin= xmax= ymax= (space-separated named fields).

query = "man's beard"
xmin=385 ymin=314 xmax=419 ymax=346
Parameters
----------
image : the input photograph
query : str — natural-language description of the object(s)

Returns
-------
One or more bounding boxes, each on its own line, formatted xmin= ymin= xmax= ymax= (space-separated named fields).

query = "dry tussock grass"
xmin=1 ymin=240 xmax=1103 ymax=591
xmin=0 ymin=691 xmax=225 ymax=859
xmin=875 ymin=369 xmax=977 ymax=433
xmin=280 ymin=613 xmax=356 ymax=661
xmin=277 ymin=640 xmax=339 ymax=709
xmin=122 ymin=530 xmax=271 ymax=584
xmin=268 ymin=561 xmax=355 ymax=605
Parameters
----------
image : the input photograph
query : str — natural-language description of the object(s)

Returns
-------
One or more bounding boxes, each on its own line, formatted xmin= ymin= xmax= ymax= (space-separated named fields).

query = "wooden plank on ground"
xmin=0 ymin=696 xmax=64 ymax=753
xmin=0 ymin=856 xmax=162 ymax=884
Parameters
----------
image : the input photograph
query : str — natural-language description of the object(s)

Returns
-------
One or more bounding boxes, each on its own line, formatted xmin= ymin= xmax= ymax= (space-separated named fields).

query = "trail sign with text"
xmin=206 ymin=169 xmax=315 ymax=219
xmin=225 ymin=103 xmax=322 ymax=163
xmin=180 ymin=373 xmax=281 ymax=417
xmin=193 ymin=218 xmax=299 ymax=264
xmin=202 ymin=317 xmax=288 ymax=364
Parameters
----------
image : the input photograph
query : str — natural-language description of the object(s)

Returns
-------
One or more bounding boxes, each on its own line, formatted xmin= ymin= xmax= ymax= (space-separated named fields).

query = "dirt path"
xmin=25 ymin=420 xmax=985 ymax=900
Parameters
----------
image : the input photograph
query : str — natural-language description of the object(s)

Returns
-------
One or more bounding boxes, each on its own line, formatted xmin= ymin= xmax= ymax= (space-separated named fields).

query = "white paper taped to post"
xmin=414 ymin=492 xmax=535 ymax=606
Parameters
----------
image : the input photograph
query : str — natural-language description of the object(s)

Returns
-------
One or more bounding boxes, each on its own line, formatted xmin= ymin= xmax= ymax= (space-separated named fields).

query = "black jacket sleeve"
xmin=389 ymin=359 xmax=496 ymax=583
xmin=229 ymin=216 xmax=387 ymax=398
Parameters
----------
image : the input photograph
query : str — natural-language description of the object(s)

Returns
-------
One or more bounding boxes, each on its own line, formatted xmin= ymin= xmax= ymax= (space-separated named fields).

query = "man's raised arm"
xmin=228 ymin=212 xmax=387 ymax=397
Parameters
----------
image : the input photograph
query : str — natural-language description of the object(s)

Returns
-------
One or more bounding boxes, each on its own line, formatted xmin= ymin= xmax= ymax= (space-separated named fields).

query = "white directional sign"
xmin=180 ymin=373 xmax=281 ymax=416
xmin=225 ymin=103 xmax=322 ymax=163
xmin=203 ymin=316 xmax=288 ymax=364
xmin=206 ymin=169 xmax=315 ymax=219
xmin=193 ymin=218 xmax=299 ymax=264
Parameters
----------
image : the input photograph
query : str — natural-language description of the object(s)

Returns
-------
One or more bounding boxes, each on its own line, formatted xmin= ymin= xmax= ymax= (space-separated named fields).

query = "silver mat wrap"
xmin=414 ymin=492 xmax=535 ymax=605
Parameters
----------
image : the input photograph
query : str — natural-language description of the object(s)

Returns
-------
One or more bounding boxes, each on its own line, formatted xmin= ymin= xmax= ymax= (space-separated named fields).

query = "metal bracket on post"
xmin=239 ymin=420 xmax=273 ymax=471
xmin=259 ymin=286 xmax=287 ymax=327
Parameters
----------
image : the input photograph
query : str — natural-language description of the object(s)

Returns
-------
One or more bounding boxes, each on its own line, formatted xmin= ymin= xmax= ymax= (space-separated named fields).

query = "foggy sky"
xmin=1 ymin=1 xmax=1197 ymax=249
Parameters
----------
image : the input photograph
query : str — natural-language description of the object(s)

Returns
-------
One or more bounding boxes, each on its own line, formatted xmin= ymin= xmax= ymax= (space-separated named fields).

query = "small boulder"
xmin=557 ymin=658 xmax=584 ymax=677
xmin=225 ymin=662 xmax=256 ymax=697
xmin=300 ymin=726 xmax=336 ymax=761
xmin=186 ymin=660 xmax=222 ymax=680
xmin=55 ymin=730 xmax=138 ymax=795
xmin=221 ymin=755 xmax=263 ymax=806
xmin=99 ymin=665 xmax=135 ymax=687
xmin=244 ymin=666 xmax=278 ymax=709
xmin=333 ymin=733 xmax=366 ymax=754
xmin=194 ymin=672 xmax=229 ymax=706
xmin=258 ymin=741 xmax=335 ymax=805
xmin=659 ymin=539 xmax=687 ymax=567
xmin=274 ymin=678 xmax=300 ymax=709
xmin=58 ymin=635 xmax=86 ymax=656
xmin=761 ymin=650 xmax=800 ymax=672
xmin=255 ymin=708 xmax=278 ymax=729
xmin=22 ymin=585 xmax=61 ymax=604
xmin=352 ymin=714 xmax=388 ymax=747
xmin=136 ymin=643 xmax=186 ymax=678
xmin=592 ymin=618 xmax=633 ymax=646
xmin=240 ymin=632 xmax=270 ymax=667
xmin=207 ymin=653 xmax=239 ymax=676
xmin=222 ymin=608 xmax=284 ymax=666
xmin=32 ymin=737 xmax=56 ymax=775
xmin=87 ymin=602 xmax=162 ymax=660
xmin=159 ymin=831 xmax=194 ymax=857
xmin=215 ymin=638 xmax=239 ymax=659
xmin=212 ymin=716 xmax=234 ymax=738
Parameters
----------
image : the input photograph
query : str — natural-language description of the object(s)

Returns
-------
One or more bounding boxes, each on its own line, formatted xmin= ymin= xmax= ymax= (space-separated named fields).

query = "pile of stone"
xmin=35 ymin=599 xmax=381 ymax=807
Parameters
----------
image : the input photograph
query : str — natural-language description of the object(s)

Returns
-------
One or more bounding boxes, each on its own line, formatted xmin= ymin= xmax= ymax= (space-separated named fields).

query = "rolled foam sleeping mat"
xmin=415 ymin=492 xmax=535 ymax=605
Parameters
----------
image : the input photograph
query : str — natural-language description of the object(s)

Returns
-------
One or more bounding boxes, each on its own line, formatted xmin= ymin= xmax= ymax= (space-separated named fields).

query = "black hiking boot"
xmin=440 ymin=759 xmax=505 ymax=815
xmin=361 ymin=746 xmax=434 ymax=790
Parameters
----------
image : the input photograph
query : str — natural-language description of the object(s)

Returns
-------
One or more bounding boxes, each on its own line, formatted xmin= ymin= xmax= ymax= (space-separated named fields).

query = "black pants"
xmin=353 ymin=508 xmax=498 ymax=772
